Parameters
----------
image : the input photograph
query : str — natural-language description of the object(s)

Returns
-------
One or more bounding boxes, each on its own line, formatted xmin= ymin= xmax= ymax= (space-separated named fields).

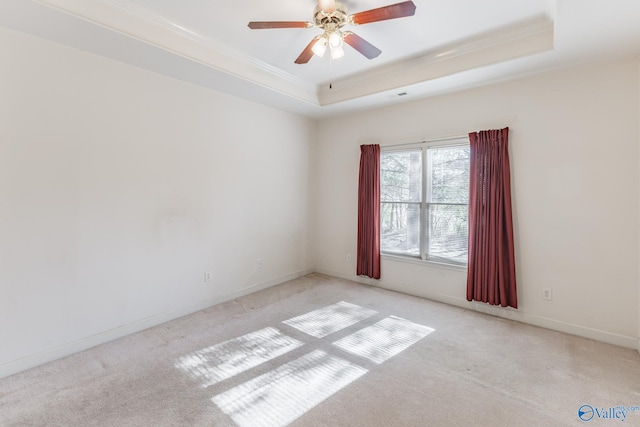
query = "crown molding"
xmin=317 ymin=16 xmax=554 ymax=106
xmin=34 ymin=0 xmax=319 ymax=105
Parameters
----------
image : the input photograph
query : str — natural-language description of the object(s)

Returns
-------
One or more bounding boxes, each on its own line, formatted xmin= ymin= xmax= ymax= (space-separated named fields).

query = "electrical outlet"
xmin=204 ymin=272 xmax=212 ymax=282
xmin=346 ymin=253 xmax=352 ymax=262
xmin=542 ymin=288 xmax=552 ymax=301
xmin=257 ymin=259 xmax=262 ymax=269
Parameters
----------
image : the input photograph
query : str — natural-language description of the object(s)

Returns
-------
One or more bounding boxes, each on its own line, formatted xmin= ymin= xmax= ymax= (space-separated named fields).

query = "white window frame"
xmin=380 ymin=137 xmax=470 ymax=267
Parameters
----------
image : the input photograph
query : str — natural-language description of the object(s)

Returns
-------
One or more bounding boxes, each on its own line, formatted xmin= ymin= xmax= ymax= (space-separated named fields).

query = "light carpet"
xmin=1 ymin=274 xmax=639 ymax=426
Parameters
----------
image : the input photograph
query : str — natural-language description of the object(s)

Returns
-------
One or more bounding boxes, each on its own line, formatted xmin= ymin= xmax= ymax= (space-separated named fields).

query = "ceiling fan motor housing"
xmin=313 ymin=2 xmax=348 ymax=30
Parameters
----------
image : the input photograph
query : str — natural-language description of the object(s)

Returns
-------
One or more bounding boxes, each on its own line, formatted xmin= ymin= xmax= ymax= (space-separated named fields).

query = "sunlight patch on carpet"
xmin=282 ymin=301 xmax=377 ymax=338
xmin=212 ymin=349 xmax=367 ymax=427
xmin=175 ymin=327 xmax=303 ymax=387
xmin=332 ymin=316 xmax=434 ymax=364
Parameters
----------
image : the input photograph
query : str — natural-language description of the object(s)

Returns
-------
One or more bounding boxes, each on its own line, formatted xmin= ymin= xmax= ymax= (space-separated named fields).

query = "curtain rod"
xmin=382 ymin=134 xmax=468 ymax=148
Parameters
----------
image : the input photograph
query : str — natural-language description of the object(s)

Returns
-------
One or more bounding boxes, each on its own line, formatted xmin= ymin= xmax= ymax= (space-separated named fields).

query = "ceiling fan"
xmin=248 ymin=0 xmax=417 ymax=64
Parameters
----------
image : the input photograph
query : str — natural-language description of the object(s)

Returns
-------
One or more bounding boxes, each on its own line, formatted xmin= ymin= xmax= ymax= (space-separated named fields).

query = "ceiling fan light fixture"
xmin=312 ymin=36 xmax=328 ymax=57
xmin=328 ymin=30 xmax=344 ymax=59
xmin=330 ymin=44 xmax=345 ymax=59
xmin=328 ymin=31 xmax=343 ymax=49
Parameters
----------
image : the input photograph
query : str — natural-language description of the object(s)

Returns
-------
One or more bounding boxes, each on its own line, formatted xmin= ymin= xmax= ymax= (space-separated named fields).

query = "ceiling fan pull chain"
xmin=329 ymin=56 xmax=333 ymax=89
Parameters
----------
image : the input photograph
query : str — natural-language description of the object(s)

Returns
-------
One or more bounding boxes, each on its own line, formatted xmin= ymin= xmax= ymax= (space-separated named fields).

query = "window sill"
xmin=381 ymin=253 xmax=467 ymax=272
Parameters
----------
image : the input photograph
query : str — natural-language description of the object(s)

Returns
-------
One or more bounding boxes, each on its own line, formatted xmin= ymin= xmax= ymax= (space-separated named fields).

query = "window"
xmin=380 ymin=140 xmax=470 ymax=265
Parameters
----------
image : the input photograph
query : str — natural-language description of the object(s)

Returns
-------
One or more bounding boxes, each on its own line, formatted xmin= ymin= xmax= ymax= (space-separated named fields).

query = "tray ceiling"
xmin=1 ymin=0 xmax=639 ymax=117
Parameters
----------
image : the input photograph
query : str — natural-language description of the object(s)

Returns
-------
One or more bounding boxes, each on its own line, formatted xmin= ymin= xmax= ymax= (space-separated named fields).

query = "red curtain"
xmin=357 ymin=144 xmax=381 ymax=279
xmin=467 ymin=128 xmax=517 ymax=308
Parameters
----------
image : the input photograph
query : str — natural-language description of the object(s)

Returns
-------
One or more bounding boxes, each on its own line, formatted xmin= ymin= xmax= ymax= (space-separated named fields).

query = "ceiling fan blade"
xmin=295 ymin=36 xmax=320 ymax=64
xmin=248 ymin=21 xmax=311 ymax=29
xmin=343 ymin=32 xmax=382 ymax=59
xmin=318 ymin=0 xmax=336 ymax=13
xmin=349 ymin=1 xmax=416 ymax=25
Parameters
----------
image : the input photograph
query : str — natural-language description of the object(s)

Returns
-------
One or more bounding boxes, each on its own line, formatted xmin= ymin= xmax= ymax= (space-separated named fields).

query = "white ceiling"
xmin=1 ymin=0 xmax=639 ymax=118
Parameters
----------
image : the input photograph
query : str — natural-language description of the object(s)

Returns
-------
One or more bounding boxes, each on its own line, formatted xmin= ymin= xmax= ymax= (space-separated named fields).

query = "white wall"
xmin=1 ymin=25 xmax=638 ymax=380
xmin=314 ymin=57 xmax=640 ymax=348
xmin=0 ymin=27 xmax=314 ymax=378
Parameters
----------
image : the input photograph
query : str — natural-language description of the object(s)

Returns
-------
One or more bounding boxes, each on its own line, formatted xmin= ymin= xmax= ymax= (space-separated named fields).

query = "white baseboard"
xmin=0 ymin=268 xmax=314 ymax=380
xmin=315 ymin=268 xmax=639 ymax=350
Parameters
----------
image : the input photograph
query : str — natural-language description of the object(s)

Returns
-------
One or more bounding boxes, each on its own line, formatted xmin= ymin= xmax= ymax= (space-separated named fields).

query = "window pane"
xmin=381 ymin=150 xmax=422 ymax=203
xmin=381 ymin=202 xmax=420 ymax=256
xmin=429 ymin=146 xmax=469 ymax=204
xmin=429 ymin=204 xmax=468 ymax=263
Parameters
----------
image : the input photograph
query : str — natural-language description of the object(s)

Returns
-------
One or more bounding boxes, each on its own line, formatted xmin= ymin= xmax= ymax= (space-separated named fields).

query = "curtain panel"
xmin=466 ymin=128 xmax=517 ymax=308
xmin=357 ymin=144 xmax=381 ymax=279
